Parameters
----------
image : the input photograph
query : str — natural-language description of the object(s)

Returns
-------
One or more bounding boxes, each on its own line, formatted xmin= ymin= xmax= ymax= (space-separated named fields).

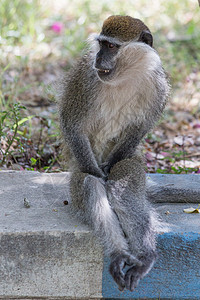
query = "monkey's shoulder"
xmin=58 ymin=52 xmax=101 ymax=121
xmin=62 ymin=53 xmax=100 ymax=97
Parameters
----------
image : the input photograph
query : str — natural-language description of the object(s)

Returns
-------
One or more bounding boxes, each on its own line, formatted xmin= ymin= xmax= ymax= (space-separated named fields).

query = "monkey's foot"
xmin=124 ymin=252 xmax=157 ymax=291
xmin=109 ymin=253 xmax=142 ymax=291
xmin=124 ymin=265 xmax=143 ymax=291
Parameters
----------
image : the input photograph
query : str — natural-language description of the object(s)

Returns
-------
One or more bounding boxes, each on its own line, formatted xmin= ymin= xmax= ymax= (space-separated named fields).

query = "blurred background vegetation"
xmin=0 ymin=0 xmax=200 ymax=173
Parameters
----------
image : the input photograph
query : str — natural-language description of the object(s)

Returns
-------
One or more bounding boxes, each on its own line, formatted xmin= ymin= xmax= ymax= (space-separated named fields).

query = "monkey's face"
xmin=93 ymin=31 xmax=153 ymax=84
xmin=94 ymin=37 xmax=121 ymax=83
xmin=92 ymin=16 xmax=154 ymax=84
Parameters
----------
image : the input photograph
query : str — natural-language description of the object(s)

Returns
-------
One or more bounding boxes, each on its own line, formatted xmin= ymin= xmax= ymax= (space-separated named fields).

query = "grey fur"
xmin=56 ymin=16 xmax=170 ymax=291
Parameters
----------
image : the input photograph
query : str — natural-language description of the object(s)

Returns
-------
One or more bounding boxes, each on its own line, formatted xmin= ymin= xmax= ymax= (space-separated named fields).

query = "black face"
xmin=94 ymin=39 xmax=120 ymax=80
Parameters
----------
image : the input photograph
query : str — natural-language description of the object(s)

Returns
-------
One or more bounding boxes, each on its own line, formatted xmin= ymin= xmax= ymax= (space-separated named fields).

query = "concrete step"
xmin=0 ymin=171 xmax=200 ymax=299
xmin=103 ymin=202 xmax=200 ymax=299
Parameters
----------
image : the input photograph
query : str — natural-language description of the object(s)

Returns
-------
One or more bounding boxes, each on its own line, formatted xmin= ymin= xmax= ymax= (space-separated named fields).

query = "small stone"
xmin=24 ymin=198 xmax=30 ymax=208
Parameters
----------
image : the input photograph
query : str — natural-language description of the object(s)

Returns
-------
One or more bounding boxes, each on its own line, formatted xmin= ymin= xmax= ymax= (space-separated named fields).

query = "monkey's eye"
xmin=108 ymin=43 xmax=115 ymax=49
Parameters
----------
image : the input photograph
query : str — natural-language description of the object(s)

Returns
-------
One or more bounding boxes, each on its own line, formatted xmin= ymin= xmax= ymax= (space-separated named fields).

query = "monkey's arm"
xmin=102 ymin=124 xmax=147 ymax=174
xmin=59 ymin=72 xmax=105 ymax=178
xmin=64 ymin=127 xmax=106 ymax=178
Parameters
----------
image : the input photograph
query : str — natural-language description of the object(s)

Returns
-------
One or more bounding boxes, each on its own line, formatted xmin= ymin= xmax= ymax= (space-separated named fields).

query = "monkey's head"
xmin=93 ymin=15 xmax=153 ymax=83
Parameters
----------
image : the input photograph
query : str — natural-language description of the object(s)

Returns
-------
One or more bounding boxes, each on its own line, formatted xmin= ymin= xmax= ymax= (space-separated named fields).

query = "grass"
xmin=0 ymin=0 xmax=200 ymax=172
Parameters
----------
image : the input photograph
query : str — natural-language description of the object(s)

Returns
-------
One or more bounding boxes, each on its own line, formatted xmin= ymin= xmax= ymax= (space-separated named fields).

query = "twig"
xmin=184 ymin=152 xmax=200 ymax=158
xmin=45 ymin=155 xmax=59 ymax=173
xmin=1 ymin=113 xmax=18 ymax=165
xmin=37 ymin=118 xmax=44 ymax=150
xmin=182 ymin=135 xmax=186 ymax=169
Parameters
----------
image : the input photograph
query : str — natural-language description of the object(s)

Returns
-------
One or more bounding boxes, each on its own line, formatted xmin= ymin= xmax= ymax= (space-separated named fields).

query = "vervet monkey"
xmin=57 ymin=15 xmax=169 ymax=291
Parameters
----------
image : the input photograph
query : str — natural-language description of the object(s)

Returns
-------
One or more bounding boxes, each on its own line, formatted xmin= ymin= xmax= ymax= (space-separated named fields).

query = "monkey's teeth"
xmin=98 ymin=69 xmax=110 ymax=73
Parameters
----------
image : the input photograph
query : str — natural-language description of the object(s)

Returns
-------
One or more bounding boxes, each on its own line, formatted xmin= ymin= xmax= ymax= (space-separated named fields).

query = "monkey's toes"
xmin=109 ymin=253 xmax=142 ymax=291
xmin=124 ymin=266 xmax=141 ymax=291
xmin=125 ymin=253 xmax=142 ymax=267
xmin=109 ymin=260 xmax=125 ymax=291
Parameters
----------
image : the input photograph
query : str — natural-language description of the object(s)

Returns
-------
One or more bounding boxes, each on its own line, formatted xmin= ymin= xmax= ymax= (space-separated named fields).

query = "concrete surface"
xmin=0 ymin=171 xmax=102 ymax=299
xmin=147 ymin=173 xmax=200 ymax=203
xmin=0 ymin=171 xmax=200 ymax=299
xmin=103 ymin=203 xmax=200 ymax=299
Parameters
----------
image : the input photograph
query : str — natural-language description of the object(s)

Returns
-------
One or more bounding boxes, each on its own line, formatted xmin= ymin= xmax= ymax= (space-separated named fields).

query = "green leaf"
xmin=2 ymin=64 xmax=10 ymax=73
xmin=13 ymin=115 xmax=34 ymax=128
xmin=30 ymin=157 xmax=37 ymax=166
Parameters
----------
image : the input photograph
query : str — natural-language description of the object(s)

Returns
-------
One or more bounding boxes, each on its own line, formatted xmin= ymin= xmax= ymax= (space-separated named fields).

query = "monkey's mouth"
xmin=96 ymin=68 xmax=112 ymax=76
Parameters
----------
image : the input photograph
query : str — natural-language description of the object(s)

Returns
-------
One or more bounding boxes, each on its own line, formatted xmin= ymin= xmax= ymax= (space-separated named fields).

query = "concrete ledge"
xmin=103 ymin=204 xmax=200 ymax=299
xmin=0 ymin=171 xmax=102 ymax=299
xmin=0 ymin=171 xmax=200 ymax=299
xmin=147 ymin=173 xmax=200 ymax=203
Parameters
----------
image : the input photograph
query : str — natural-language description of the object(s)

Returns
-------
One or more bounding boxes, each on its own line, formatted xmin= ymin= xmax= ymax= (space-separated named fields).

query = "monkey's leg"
xmin=107 ymin=154 xmax=157 ymax=291
xmin=69 ymin=172 xmax=142 ymax=290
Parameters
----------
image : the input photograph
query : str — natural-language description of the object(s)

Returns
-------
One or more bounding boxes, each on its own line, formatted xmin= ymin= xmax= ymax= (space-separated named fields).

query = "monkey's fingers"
xmin=90 ymin=167 xmax=107 ymax=180
xmin=100 ymin=161 xmax=111 ymax=176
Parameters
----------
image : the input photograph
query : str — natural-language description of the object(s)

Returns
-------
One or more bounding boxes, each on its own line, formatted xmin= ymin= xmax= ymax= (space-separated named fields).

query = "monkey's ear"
xmin=138 ymin=30 xmax=153 ymax=47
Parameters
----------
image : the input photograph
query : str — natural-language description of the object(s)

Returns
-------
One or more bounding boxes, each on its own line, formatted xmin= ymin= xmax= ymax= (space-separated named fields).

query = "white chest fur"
xmin=95 ymin=73 xmax=155 ymax=143
xmin=97 ymin=84 xmax=137 ymax=141
xmin=91 ymin=81 xmax=147 ymax=162
xmin=89 ymin=44 xmax=164 ymax=161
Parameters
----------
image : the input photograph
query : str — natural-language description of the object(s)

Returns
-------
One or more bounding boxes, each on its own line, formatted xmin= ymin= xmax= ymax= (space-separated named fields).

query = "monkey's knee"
xmin=108 ymin=152 xmax=145 ymax=182
xmin=83 ymin=174 xmax=105 ymax=188
xmin=69 ymin=172 xmax=92 ymax=218
xmin=70 ymin=172 xmax=87 ymax=200
xmin=107 ymin=159 xmax=146 ymax=197
xmin=83 ymin=175 xmax=106 ymax=205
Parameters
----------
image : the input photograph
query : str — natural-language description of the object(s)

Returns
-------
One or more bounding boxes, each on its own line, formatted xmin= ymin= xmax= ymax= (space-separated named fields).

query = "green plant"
xmin=171 ymin=166 xmax=198 ymax=174
xmin=156 ymin=168 xmax=168 ymax=174
xmin=0 ymin=0 xmax=41 ymax=46
xmin=0 ymin=103 xmax=26 ymax=165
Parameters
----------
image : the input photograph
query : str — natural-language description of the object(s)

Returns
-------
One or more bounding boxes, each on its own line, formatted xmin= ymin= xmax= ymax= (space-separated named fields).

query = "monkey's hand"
xmin=109 ymin=253 xmax=142 ymax=291
xmin=86 ymin=165 xmax=107 ymax=180
xmin=64 ymin=130 xmax=107 ymax=179
xmin=100 ymin=161 xmax=111 ymax=176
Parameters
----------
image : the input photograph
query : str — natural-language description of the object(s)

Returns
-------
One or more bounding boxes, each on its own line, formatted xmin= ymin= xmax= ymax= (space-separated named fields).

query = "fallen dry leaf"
xmin=183 ymin=205 xmax=200 ymax=214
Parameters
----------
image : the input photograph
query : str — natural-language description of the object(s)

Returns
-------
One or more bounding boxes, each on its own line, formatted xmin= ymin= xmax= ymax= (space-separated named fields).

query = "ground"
xmin=1 ymin=0 xmax=200 ymax=174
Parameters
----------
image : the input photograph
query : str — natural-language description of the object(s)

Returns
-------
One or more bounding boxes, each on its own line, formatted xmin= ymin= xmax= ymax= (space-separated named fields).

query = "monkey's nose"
xmin=96 ymin=56 xmax=102 ymax=63
xmin=95 ymin=57 xmax=103 ymax=69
